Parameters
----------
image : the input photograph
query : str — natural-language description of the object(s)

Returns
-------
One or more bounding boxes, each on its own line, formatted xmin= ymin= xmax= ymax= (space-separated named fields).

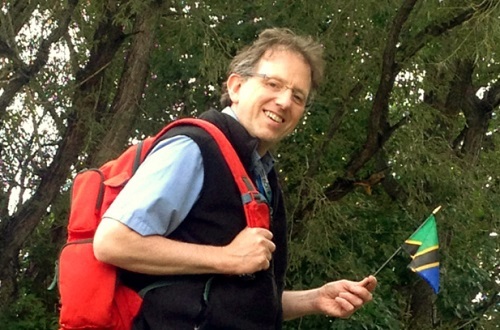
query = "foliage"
xmin=1 ymin=0 xmax=499 ymax=328
xmin=0 ymin=289 xmax=58 ymax=330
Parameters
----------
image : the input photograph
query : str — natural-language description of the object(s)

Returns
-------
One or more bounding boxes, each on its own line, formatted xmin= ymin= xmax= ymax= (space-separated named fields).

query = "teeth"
xmin=264 ymin=110 xmax=284 ymax=123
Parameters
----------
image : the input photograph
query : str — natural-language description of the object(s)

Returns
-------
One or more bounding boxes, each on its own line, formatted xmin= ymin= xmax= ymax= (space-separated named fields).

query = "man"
xmin=94 ymin=28 xmax=377 ymax=329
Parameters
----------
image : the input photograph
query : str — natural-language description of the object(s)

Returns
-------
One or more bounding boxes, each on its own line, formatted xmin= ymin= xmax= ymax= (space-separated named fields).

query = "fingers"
xmin=224 ymin=227 xmax=276 ymax=274
xmin=333 ymin=295 xmax=361 ymax=318
xmin=244 ymin=227 xmax=276 ymax=258
xmin=254 ymin=228 xmax=275 ymax=268
xmin=339 ymin=288 xmax=372 ymax=305
xmin=330 ymin=285 xmax=373 ymax=318
xmin=320 ymin=277 xmax=377 ymax=318
xmin=349 ymin=280 xmax=375 ymax=302
xmin=360 ymin=275 xmax=377 ymax=292
xmin=254 ymin=227 xmax=274 ymax=239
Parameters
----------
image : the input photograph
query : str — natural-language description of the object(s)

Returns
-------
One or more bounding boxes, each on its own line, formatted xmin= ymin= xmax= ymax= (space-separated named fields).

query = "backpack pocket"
xmin=67 ymin=170 xmax=105 ymax=241
xmin=58 ymin=240 xmax=118 ymax=329
xmin=59 ymin=168 xmax=142 ymax=329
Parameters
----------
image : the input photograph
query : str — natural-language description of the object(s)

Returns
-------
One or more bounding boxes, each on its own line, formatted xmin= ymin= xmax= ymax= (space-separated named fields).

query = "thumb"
xmin=360 ymin=275 xmax=377 ymax=291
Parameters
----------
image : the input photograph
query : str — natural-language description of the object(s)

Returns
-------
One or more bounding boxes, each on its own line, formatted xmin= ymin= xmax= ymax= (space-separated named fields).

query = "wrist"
xmin=216 ymin=245 xmax=239 ymax=275
xmin=282 ymin=289 xmax=321 ymax=320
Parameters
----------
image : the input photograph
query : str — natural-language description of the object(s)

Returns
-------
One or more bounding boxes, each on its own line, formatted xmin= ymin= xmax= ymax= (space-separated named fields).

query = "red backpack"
xmin=55 ymin=118 xmax=270 ymax=330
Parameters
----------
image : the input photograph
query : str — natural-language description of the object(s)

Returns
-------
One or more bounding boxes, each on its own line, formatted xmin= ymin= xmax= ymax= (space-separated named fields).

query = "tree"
xmin=1 ymin=0 xmax=498 ymax=328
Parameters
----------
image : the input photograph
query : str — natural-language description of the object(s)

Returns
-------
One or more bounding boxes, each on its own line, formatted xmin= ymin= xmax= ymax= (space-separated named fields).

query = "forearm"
xmin=283 ymin=277 xmax=377 ymax=321
xmin=282 ymin=289 xmax=321 ymax=320
xmin=94 ymin=218 xmax=233 ymax=275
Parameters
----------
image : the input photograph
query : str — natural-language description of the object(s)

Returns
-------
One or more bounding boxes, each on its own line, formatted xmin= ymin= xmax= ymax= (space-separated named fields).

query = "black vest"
xmin=128 ymin=110 xmax=288 ymax=330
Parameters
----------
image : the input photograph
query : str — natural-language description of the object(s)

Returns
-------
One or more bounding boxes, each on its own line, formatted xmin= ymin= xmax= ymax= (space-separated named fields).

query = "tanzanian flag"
xmin=402 ymin=214 xmax=440 ymax=294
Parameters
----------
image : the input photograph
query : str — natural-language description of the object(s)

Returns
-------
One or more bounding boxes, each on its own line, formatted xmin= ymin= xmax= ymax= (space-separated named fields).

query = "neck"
xmin=257 ymin=142 xmax=271 ymax=157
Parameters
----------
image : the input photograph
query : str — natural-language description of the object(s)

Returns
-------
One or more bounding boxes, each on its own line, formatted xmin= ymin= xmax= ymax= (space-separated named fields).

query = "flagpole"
xmin=372 ymin=246 xmax=402 ymax=276
xmin=431 ymin=205 xmax=442 ymax=215
xmin=371 ymin=206 xmax=442 ymax=277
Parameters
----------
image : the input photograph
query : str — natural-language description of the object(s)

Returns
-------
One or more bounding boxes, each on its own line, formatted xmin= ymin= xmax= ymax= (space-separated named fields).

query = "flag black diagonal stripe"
xmin=402 ymin=242 xmax=420 ymax=256
xmin=409 ymin=249 xmax=439 ymax=269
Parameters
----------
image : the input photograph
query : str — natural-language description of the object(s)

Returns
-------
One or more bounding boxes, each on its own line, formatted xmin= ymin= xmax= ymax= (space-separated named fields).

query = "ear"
xmin=226 ymin=73 xmax=244 ymax=104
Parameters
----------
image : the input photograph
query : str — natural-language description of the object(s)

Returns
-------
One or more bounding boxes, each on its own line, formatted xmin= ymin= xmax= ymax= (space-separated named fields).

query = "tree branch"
xmin=398 ymin=1 xmax=499 ymax=63
xmin=0 ymin=38 xmax=20 ymax=63
xmin=1 ymin=0 xmax=39 ymax=36
xmin=293 ymin=1 xmax=419 ymax=226
xmin=485 ymin=79 xmax=500 ymax=110
xmin=0 ymin=0 xmax=126 ymax=311
xmin=90 ymin=4 xmax=161 ymax=166
xmin=345 ymin=0 xmax=417 ymax=178
xmin=0 ymin=0 xmax=79 ymax=123
xmin=307 ymin=81 xmax=364 ymax=177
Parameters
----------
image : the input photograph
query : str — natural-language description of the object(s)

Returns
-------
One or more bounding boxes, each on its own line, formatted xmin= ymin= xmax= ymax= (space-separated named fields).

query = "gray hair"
xmin=220 ymin=28 xmax=324 ymax=108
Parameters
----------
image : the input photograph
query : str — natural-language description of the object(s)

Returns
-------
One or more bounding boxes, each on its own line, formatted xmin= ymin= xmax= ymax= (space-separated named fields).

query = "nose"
xmin=274 ymin=88 xmax=293 ymax=109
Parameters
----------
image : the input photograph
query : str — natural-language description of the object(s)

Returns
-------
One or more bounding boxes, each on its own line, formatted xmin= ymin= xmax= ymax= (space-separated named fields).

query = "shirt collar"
xmin=221 ymin=107 xmax=275 ymax=174
xmin=221 ymin=106 xmax=237 ymax=120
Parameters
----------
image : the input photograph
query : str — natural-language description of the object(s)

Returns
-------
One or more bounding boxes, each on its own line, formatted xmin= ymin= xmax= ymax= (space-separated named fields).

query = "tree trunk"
xmin=90 ymin=4 xmax=161 ymax=166
xmin=0 ymin=3 xmax=126 ymax=314
xmin=408 ymin=282 xmax=436 ymax=329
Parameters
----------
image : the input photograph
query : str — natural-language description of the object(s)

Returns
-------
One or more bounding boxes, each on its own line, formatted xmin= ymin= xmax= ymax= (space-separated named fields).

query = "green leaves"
xmin=1 ymin=0 xmax=499 ymax=328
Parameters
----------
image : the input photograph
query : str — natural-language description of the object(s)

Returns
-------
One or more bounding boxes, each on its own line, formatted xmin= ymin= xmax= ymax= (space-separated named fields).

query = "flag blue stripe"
xmin=415 ymin=266 xmax=440 ymax=294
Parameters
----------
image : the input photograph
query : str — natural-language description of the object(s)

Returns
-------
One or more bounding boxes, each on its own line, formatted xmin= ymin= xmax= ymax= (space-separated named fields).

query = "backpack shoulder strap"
xmin=153 ymin=118 xmax=270 ymax=229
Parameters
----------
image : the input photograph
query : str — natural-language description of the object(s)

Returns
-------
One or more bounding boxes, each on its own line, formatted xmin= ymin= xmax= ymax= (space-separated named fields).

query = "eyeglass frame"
xmin=244 ymin=73 xmax=312 ymax=107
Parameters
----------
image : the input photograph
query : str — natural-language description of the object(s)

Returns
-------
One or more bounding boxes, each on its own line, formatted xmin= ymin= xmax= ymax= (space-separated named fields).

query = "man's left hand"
xmin=315 ymin=275 xmax=377 ymax=318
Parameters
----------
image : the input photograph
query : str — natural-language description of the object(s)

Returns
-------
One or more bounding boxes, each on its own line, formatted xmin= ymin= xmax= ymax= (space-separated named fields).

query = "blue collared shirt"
xmin=103 ymin=107 xmax=274 ymax=236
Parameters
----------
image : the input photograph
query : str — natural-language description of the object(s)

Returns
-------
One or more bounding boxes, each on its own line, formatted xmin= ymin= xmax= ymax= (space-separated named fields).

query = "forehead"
xmin=256 ymin=49 xmax=312 ymax=94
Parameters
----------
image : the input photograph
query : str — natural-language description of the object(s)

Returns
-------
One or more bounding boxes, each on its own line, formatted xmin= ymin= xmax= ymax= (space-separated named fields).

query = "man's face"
xmin=228 ymin=50 xmax=312 ymax=155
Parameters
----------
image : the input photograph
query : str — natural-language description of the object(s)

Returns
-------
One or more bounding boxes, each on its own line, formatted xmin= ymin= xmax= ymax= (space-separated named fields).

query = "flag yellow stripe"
xmin=411 ymin=262 xmax=439 ymax=272
xmin=405 ymin=239 xmax=422 ymax=246
xmin=413 ymin=245 xmax=439 ymax=258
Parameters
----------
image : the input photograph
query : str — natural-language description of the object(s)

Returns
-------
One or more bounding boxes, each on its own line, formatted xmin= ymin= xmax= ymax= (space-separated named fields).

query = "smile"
xmin=264 ymin=110 xmax=284 ymax=123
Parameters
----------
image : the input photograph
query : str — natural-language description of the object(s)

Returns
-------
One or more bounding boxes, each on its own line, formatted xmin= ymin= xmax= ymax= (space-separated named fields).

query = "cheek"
xmin=289 ymin=110 xmax=305 ymax=125
xmin=284 ymin=118 xmax=301 ymax=135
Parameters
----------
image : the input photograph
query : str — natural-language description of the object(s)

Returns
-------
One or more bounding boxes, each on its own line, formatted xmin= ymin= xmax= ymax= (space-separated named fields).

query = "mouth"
xmin=264 ymin=110 xmax=284 ymax=123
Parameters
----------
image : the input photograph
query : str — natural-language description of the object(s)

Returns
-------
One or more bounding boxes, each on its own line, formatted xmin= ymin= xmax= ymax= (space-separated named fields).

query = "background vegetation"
xmin=1 ymin=0 xmax=498 ymax=329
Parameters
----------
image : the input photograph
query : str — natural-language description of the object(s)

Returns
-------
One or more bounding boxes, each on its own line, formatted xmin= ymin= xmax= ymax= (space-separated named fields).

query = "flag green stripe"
xmin=407 ymin=215 xmax=438 ymax=251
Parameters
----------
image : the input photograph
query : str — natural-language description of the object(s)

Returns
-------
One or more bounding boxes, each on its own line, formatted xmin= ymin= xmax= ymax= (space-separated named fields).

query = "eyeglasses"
xmin=246 ymin=73 xmax=309 ymax=107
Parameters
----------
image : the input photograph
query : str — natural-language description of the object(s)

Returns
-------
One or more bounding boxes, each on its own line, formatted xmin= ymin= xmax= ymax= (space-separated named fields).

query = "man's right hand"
xmin=221 ymin=227 xmax=276 ymax=275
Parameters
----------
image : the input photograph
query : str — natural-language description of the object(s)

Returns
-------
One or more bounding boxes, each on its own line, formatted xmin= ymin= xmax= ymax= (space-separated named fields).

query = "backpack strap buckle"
xmin=241 ymin=191 xmax=267 ymax=204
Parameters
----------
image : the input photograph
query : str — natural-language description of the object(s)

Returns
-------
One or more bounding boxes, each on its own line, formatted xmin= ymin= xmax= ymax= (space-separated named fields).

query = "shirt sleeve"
xmin=103 ymin=135 xmax=204 ymax=236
